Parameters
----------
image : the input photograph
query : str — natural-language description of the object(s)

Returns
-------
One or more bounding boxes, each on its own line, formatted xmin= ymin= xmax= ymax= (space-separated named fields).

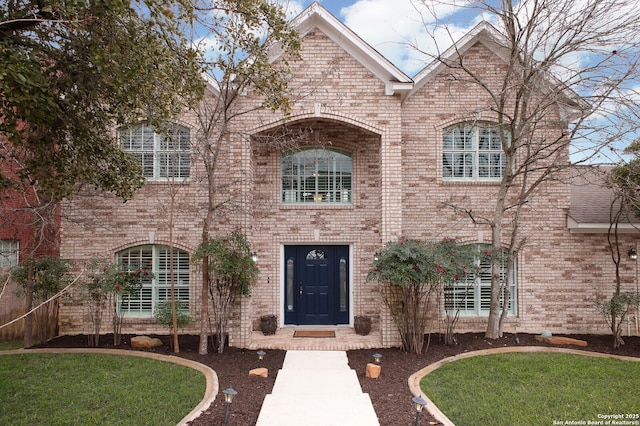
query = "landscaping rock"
xmin=365 ymin=363 xmax=381 ymax=379
xmin=535 ymin=335 xmax=588 ymax=347
xmin=249 ymin=367 xmax=268 ymax=378
xmin=130 ymin=336 xmax=163 ymax=348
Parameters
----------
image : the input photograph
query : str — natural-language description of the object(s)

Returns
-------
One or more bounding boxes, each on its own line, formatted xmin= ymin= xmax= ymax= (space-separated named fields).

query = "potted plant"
xmin=354 ymin=315 xmax=371 ymax=336
xmin=260 ymin=315 xmax=277 ymax=335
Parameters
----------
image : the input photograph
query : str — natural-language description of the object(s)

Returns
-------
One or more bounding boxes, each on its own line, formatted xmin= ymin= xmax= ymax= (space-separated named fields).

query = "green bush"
xmin=154 ymin=300 xmax=192 ymax=332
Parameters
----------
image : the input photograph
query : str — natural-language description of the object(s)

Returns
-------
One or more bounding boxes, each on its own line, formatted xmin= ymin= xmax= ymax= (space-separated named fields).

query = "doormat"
xmin=293 ymin=330 xmax=336 ymax=338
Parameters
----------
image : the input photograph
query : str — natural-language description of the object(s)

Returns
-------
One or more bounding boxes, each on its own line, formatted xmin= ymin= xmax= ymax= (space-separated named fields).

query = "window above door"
xmin=281 ymin=148 xmax=352 ymax=204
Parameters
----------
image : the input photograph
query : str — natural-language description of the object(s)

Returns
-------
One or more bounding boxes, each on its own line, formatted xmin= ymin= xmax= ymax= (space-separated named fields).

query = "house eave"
xmin=567 ymin=216 xmax=640 ymax=234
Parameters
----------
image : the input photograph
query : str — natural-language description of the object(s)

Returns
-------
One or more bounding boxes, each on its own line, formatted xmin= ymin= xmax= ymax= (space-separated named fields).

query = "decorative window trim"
xmin=281 ymin=147 xmax=353 ymax=204
xmin=442 ymin=123 xmax=508 ymax=181
xmin=0 ymin=240 xmax=19 ymax=268
xmin=444 ymin=245 xmax=517 ymax=317
xmin=118 ymin=123 xmax=191 ymax=181
xmin=117 ymin=245 xmax=190 ymax=317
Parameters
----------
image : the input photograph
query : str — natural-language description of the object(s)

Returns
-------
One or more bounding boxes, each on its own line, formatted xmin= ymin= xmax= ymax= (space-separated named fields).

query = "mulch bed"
xmin=35 ymin=332 xmax=640 ymax=425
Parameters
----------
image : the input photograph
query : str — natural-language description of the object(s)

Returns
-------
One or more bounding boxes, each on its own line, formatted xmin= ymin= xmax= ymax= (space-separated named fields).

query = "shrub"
xmin=368 ymin=237 xmax=476 ymax=353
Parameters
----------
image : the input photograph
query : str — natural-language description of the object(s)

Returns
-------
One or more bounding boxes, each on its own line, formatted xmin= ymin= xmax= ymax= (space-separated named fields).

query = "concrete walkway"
xmin=256 ymin=350 xmax=380 ymax=426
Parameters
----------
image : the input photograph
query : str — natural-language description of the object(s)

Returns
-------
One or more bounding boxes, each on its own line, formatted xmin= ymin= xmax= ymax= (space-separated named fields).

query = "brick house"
xmin=0 ymin=139 xmax=60 ymax=340
xmin=58 ymin=3 xmax=639 ymax=348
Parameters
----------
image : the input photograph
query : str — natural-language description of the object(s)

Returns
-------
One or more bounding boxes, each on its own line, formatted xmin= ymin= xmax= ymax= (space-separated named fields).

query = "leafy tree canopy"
xmin=368 ymin=237 xmax=481 ymax=287
xmin=0 ymin=0 xmax=204 ymax=200
xmin=192 ymin=230 xmax=259 ymax=296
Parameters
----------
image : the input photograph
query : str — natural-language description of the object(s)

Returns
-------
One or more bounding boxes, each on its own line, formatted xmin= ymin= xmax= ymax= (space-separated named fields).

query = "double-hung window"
xmin=443 ymin=124 xmax=508 ymax=180
xmin=117 ymin=245 xmax=190 ymax=317
xmin=444 ymin=246 xmax=516 ymax=316
xmin=118 ymin=124 xmax=191 ymax=180
xmin=281 ymin=148 xmax=352 ymax=204
xmin=0 ymin=240 xmax=18 ymax=268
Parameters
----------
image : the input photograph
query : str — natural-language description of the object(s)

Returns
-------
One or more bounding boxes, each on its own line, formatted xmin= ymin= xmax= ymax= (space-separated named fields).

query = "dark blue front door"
xmin=284 ymin=245 xmax=349 ymax=325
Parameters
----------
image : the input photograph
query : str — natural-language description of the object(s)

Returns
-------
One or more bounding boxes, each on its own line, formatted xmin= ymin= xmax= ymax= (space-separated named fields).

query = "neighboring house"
xmin=0 ymin=140 xmax=60 ymax=340
xmin=58 ymin=3 xmax=639 ymax=347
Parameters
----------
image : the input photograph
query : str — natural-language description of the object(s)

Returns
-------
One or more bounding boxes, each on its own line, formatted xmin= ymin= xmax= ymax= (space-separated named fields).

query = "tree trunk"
xmin=23 ymin=256 xmax=36 ymax=348
xmin=199 ymin=186 xmax=215 ymax=355
xmin=486 ymin=180 xmax=509 ymax=339
xmin=199 ymin=249 xmax=209 ymax=355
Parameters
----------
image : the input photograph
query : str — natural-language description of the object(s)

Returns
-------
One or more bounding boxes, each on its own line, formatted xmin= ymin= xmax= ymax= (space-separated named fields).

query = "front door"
xmin=284 ymin=245 xmax=349 ymax=325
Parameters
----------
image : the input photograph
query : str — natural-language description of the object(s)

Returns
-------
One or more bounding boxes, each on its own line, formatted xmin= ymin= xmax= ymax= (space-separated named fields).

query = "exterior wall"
xmin=401 ymin=41 xmax=639 ymax=337
xmin=244 ymin=29 xmax=403 ymax=344
xmin=56 ymin=23 xmax=640 ymax=345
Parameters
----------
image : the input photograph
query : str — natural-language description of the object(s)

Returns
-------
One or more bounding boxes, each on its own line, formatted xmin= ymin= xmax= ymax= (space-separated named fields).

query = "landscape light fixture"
xmin=251 ymin=251 xmax=259 ymax=263
xmin=372 ymin=353 xmax=382 ymax=365
xmin=373 ymin=252 xmax=379 ymax=262
xmin=257 ymin=349 xmax=266 ymax=367
xmin=629 ymin=248 xmax=637 ymax=260
xmin=412 ymin=395 xmax=428 ymax=426
xmin=222 ymin=387 xmax=237 ymax=425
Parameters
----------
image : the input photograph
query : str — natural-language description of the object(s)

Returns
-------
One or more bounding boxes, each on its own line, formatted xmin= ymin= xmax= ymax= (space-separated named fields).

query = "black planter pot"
xmin=354 ymin=315 xmax=371 ymax=336
xmin=260 ymin=315 xmax=277 ymax=335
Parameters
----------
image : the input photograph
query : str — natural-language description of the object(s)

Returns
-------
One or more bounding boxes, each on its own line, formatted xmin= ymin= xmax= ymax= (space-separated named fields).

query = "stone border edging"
xmin=408 ymin=346 xmax=640 ymax=426
xmin=0 ymin=348 xmax=218 ymax=425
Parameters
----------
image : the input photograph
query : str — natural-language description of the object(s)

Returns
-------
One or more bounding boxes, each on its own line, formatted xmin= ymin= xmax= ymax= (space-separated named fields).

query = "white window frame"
xmin=117 ymin=245 xmax=190 ymax=317
xmin=442 ymin=124 xmax=508 ymax=181
xmin=0 ymin=240 xmax=19 ymax=268
xmin=281 ymin=148 xmax=352 ymax=204
xmin=118 ymin=124 xmax=191 ymax=181
xmin=444 ymin=247 xmax=516 ymax=317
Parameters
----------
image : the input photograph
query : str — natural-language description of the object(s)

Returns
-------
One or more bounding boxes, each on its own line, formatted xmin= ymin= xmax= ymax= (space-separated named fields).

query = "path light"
xmin=257 ymin=349 xmax=266 ymax=367
xmin=412 ymin=395 xmax=428 ymax=426
xmin=629 ymin=248 xmax=637 ymax=260
xmin=222 ymin=387 xmax=237 ymax=425
xmin=372 ymin=353 xmax=382 ymax=365
xmin=251 ymin=251 xmax=259 ymax=263
xmin=374 ymin=252 xmax=379 ymax=262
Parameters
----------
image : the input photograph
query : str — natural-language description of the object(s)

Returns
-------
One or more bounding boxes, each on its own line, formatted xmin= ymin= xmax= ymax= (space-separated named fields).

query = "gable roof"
xmin=411 ymin=21 xmax=505 ymax=94
xmin=568 ymin=165 xmax=640 ymax=234
xmin=410 ymin=21 xmax=586 ymax=120
xmin=287 ymin=2 xmax=413 ymax=99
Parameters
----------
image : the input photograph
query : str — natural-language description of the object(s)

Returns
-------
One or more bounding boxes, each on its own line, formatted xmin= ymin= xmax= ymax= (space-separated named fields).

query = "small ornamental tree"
xmin=594 ymin=162 xmax=640 ymax=348
xmin=192 ymin=231 xmax=259 ymax=353
xmin=85 ymin=261 xmax=148 ymax=347
xmin=368 ymin=238 xmax=477 ymax=354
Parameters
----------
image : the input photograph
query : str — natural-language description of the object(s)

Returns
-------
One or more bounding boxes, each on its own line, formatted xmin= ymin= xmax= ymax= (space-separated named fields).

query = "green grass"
xmin=0 ymin=353 xmax=205 ymax=426
xmin=0 ymin=340 xmax=23 ymax=350
xmin=421 ymin=352 xmax=640 ymax=426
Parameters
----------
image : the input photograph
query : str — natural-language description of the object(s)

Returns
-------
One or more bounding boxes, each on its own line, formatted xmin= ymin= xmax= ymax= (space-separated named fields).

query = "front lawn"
xmin=421 ymin=352 xmax=640 ymax=426
xmin=0 ymin=353 xmax=205 ymax=426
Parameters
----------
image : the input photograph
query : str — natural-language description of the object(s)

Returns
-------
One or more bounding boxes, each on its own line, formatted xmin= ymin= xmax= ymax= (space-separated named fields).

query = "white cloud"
xmin=338 ymin=0 xmax=480 ymax=75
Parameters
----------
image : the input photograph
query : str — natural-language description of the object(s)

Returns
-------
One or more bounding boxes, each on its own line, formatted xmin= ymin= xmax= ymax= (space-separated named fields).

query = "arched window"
xmin=442 ymin=124 xmax=508 ymax=180
xmin=444 ymin=245 xmax=516 ymax=316
xmin=281 ymin=148 xmax=352 ymax=204
xmin=117 ymin=245 xmax=190 ymax=316
xmin=118 ymin=124 xmax=190 ymax=180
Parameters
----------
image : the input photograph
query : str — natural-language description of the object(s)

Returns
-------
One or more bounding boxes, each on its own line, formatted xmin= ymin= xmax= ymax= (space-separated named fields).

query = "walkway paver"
xmin=256 ymin=350 xmax=380 ymax=426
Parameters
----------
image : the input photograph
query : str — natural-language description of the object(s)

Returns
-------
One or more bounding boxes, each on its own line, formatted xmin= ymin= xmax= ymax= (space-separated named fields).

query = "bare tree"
xmin=597 ymin=147 xmax=640 ymax=347
xmin=413 ymin=0 xmax=640 ymax=338
xmin=184 ymin=0 xmax=301 ymax=354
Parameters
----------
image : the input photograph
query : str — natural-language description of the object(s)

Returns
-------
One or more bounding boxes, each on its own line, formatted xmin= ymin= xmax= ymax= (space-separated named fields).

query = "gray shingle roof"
xmin=568 ymin=165 xmax=640 ymax=233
